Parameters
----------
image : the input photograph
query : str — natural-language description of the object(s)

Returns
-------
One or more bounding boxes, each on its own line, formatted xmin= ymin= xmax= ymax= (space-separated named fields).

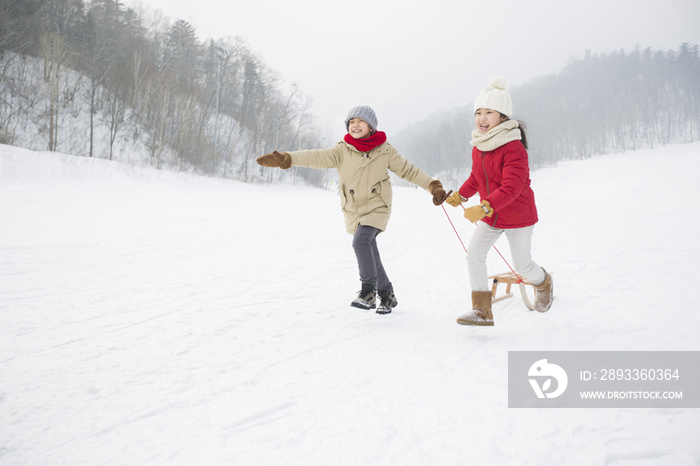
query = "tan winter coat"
xmin=290 ymin=140 xmax=434 ymax=234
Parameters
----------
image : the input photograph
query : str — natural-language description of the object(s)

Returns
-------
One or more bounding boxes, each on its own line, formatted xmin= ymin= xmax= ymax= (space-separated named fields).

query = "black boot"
xmin=351 ymin=283 xmax=377 ymax=310
xmin=377 ymin=289 xmax=398 ymax=315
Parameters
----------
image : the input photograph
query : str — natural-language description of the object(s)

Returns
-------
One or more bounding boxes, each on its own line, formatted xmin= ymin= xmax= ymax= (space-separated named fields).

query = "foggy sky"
xmin=124 ymin=0 xmax=700 ymax=141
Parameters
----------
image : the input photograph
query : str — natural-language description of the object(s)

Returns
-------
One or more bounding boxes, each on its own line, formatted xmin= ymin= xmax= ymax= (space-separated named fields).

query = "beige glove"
xmin=445 ymin=191 xmax=465 ymax=207
xmin=256 ymin=150 xmax=292 ymax=169
xmin=464 ymin=200 xmax=494 ymax=223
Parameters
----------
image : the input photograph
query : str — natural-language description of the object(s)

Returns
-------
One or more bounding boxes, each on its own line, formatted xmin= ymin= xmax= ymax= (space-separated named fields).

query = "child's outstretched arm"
xmin=259 ymin=145 xmax=342 ymax=171
xmin=388 ymin=149 xmax=447 ymax=205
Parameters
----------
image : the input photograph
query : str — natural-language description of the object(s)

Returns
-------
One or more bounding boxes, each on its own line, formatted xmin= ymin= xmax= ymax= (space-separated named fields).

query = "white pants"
xmin=467 ymin=222 xmax=545 ymax=291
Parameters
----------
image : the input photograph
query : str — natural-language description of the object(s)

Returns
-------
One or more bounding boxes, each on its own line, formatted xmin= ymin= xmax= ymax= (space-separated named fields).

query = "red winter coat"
xmin=458 ymin=140 xmax=538 ymax=229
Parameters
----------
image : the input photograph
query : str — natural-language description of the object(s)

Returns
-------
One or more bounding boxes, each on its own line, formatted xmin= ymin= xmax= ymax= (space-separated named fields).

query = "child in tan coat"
xmin=257 ymin=106 xmax=446 ymax=314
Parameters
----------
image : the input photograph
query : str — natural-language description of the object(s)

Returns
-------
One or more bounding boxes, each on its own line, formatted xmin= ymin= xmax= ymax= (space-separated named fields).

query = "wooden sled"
xmin=488 ymin=272 xmax=536 ymax=310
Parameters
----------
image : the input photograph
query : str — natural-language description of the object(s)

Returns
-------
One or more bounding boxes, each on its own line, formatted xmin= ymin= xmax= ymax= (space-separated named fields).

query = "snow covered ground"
xmin=1 ymin=142 xmax=699 ymax=465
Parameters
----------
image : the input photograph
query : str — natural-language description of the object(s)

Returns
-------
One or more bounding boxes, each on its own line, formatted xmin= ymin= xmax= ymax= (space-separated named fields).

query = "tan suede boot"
xmin=457 ymin=291 xmax=494 ymax=326
xmin=533 ymin=268 xmax=553 ymax=313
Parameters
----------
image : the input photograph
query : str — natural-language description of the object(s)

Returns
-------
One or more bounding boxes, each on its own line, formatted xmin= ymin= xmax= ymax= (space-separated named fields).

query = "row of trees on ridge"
xmin=0 ymin=0 xmax=326 ymax=185
xmin=393 ymin=43 xmax=700 ymax=185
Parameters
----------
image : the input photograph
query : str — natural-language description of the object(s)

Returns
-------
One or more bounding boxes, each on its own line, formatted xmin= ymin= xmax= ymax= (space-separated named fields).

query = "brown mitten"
xmin=463 ymin=200 xmax=494 ymax=223
xmin=445 ymin=191 xmax=465 ymax=207
xmin=256 ymin=150 xmax=292 ymax=169
xmin=428 ymin=180 xmax=447 ymax=206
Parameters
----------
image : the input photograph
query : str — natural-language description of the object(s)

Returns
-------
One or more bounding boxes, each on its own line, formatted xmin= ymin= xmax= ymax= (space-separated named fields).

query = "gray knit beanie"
xmin=474 ymin=76 xmax=512 ymax=117
xmin=344 ymin=106 xmax=378 ymax=134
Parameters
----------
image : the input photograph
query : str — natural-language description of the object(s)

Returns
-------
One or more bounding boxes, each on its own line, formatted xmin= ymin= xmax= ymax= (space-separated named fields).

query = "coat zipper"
xmin=481 ymin=151 xmax=498 ymax=226
xmin=481 ymin=153 xmax=489 ymax=195
xmin=357 ymin=151 xmax=370 ymax=217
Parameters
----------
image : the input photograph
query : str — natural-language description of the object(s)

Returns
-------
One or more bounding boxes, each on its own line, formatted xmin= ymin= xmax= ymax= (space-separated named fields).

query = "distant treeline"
xmin=2 ymin=2 xmax=698 ymax=186
xmin=0 ymin=0 xmax=326 ymax=185
xmin=393 ymin=43 xmax=700 ymax=183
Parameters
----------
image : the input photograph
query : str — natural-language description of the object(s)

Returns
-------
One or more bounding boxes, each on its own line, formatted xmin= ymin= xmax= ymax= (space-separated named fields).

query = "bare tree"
xmin=78 ymin=0 xmax=123 ymax=157
xmin=40 ymin=31 xmax=76 ymax=151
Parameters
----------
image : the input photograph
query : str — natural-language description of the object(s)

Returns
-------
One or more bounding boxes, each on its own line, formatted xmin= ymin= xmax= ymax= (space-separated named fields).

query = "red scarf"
xmin=344 ymin=131 xmax=387 ymax=152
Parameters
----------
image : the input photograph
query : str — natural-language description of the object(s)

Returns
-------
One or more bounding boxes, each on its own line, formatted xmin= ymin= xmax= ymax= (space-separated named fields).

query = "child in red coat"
xmin=446 ymin=77 xmax=553 ymax=326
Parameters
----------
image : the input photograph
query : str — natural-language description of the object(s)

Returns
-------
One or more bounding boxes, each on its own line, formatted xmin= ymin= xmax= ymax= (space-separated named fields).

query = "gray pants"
xmin=352 ymin=224 xmax=392 ymax=292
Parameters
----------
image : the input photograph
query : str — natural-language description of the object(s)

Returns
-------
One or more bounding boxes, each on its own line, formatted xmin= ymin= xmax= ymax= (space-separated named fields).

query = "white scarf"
xmin=470 ymin=119 xmax=521 ymax=152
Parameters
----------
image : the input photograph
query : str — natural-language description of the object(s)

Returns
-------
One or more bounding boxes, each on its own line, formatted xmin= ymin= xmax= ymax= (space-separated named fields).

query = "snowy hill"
xmin=1 ymin=143 xmax=699 ymax=465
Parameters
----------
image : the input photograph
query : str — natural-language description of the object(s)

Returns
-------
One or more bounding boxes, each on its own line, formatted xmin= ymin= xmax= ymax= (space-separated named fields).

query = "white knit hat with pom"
xmin=474 ymin=76 xmax=512 ymax=117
